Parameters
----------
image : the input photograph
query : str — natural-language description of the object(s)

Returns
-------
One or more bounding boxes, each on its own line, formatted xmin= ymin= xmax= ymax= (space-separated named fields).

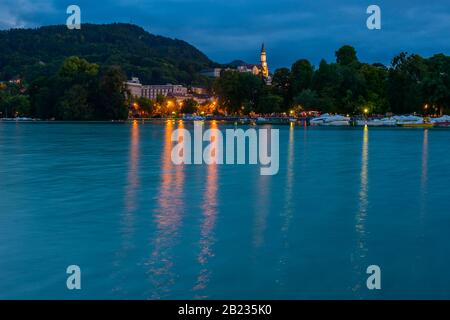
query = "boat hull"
xmin=400 ymin=123 xmax=434 ymax=128
xmin=433 ymin=122 xmax=450 ymax=127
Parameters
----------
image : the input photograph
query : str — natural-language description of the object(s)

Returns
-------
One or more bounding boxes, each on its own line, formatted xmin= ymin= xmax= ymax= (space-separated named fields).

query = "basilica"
xmin=236 ymin=43 xmax=272 ymax=85
xmin=199 ymin=43 xmax=272 ymax=84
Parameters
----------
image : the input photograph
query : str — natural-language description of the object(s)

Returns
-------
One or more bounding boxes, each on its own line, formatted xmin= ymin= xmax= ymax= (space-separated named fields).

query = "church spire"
xmin=260 ymin=43 xmax=269 ymax=78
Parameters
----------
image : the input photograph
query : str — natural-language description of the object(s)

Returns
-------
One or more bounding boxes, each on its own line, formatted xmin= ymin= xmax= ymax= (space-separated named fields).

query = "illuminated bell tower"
xmin=260 ymin=43 xmax=269 ymax=78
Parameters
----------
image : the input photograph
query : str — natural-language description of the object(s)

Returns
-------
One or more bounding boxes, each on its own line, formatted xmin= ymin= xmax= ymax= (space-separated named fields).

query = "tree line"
xmin=1 ymin=45 xmax=449 ymax=120
xmin=0 ymin=23 xmax=214 ymax=86
xmin=1 ymin=56 xmax=129 ymax=120
xmin=213 ymin=45 xmax=450 ymax=116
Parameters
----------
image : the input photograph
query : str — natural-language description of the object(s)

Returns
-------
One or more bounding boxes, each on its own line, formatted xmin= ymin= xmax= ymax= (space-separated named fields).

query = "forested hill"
xmin=0 ymin=23 xmax=215 ymax=85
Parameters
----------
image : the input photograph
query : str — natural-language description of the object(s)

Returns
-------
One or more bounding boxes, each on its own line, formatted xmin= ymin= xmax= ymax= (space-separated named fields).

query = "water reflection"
xmin=194 ymin=121 xmax=219 ymax=297
xmin=276 ymin=124 xmax=295 ymax=285
xmin=125 ymin=121 xmax=140 ymax=215
xmin=282 ymin=124 xmax=295 ymax=233
xmin=353 ymin=125 xmax=369 ymax=294
xmin=113 ymin=121 xmax=140 ymax=294
xmin=420 ymin=129 xmax=429 ymax=219
xmin=148 ymin=120 xmax=185 ymax=299
xmin=253 ymin=126 xmax=272 ymax=248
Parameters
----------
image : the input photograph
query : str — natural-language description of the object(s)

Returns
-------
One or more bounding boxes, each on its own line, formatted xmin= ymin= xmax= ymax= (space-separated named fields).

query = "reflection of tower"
xmin=260 ymin=43 xmax=269 ymax=78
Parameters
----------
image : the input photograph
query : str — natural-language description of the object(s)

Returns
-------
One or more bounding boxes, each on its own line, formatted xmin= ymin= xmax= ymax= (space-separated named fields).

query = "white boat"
xmin=310 ymin=114 xmax=350 ymax=126
xmin=367 ymin=119 xmax=385 ymax=126
xmin=431 ymin=115 xmax=450 ymax=126
xmin=379 ymin=118 xmax=397 ymax=126
xmin=182 ymin=114 xmax=205 ymax=121
xmin=393 ymin=115 xmax=424 ymax=125
xmin=322 ymin=115 xmax=350 ymax=126
xmin=356 ymin=119 xmax=367 ymax=126
xmin=309 ymin=113 xmax=330 ymax=126
xmin=256 ymin=117 xmax=268 ymax=123
xmin=357 ymin=118 xmax=397 ymax=126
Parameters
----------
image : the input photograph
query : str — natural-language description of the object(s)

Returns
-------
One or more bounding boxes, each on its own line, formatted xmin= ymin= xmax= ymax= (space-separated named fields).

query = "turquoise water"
xmin=0 ymin=122 xmax=449 ymax=299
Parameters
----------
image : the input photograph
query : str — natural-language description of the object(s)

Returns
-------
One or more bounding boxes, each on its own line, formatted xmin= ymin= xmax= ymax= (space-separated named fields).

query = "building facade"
xmin=199 ymin=45 xmax=271 ymax=84
xmin=126 ymin=77 xmax=143 ymax=97
xmin=235 ymin=44 xmax=271 ymax=84
xmin=125 ymin=78 xmax=188 ymax=99
xmin=124 ymin=78 xmax=213 ymax=104
xmin=141 ymin=84 xmax=188 ymax=100
xmin=260 ymin=43 xmax=269 ymax=78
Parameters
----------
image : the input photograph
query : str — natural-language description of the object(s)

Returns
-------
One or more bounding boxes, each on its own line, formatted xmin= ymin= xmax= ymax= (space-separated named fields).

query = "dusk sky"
xmin=1 ymin=0 xmax=449 ymax=69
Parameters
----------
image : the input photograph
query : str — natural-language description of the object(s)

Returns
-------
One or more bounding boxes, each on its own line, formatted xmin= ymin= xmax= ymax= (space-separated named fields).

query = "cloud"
xmin=0 ymin=0 xmax=449 ymax=68
xmin=0 ymin=0 xmax=56 ymax=29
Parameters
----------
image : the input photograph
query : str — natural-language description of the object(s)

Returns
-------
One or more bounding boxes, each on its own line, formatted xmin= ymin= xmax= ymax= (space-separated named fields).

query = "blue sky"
xmin=0 ymin=0 xmax=449 ymax=69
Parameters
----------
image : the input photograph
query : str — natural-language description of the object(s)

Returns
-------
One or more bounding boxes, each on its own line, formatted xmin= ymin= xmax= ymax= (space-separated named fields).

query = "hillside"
xmin=226 ymin=60 xmax=248 ymax=67
xmin=0 ymin=23 xmax=215 ymax=85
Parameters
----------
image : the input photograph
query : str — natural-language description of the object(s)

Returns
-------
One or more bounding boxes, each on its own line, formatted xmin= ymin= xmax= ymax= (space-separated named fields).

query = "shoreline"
xmin=1 ymin=117 xmax=450 ymax=128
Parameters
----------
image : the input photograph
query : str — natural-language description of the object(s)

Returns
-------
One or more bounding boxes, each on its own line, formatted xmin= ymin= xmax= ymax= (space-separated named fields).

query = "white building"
xmin=141 ymin=84 xmax=188 ymax=100
xmin=125 ymin=77 xmax=188 ymax=99
xmin=124 ymin=78 xmax=213 ymax=104
xmin=125 ymin=77 xmax=143 ymax=97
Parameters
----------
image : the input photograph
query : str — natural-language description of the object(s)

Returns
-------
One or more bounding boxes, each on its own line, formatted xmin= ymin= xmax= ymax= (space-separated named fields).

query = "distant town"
xmin=124 ymin=44 xmax=272 ymax=118
xmin=0 ymin=23 xmax=449 ymax=123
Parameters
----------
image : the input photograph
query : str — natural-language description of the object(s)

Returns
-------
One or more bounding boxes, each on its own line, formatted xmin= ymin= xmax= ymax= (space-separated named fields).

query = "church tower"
xmin=260 ymin=43 xmax=269 ymax=78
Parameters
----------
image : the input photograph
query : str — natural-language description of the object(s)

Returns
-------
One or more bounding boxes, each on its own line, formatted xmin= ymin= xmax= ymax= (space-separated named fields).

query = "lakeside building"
xmin=238 ymin=44 xmax=270 ymax=78
xmin=125 ymin=78 xmax=188 ymax=100
xmin=124 ymin=77 xmax=213 ymax=104
xmin=199 ymin=44 xmax=272 ymax=85
xmin=191 ymin=86 xmax=209 ymax=95
xmin=126 ymin=77 xmax=143 ymax=97
xmin=141 ymin=84 xmax=188 ymax=100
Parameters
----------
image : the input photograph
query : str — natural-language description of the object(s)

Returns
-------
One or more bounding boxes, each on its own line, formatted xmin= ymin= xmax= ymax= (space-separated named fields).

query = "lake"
xmin=0 ymin=121 xmax=449 ymax=299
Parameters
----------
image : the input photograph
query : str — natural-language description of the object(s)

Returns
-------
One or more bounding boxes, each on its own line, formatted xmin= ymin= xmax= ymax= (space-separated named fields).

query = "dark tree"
xmin=336 ymin=45 xmax=358 ymax=66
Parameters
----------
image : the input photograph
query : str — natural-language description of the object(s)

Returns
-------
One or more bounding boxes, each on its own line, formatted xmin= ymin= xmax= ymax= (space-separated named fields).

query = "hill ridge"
xmin=0 ymin=23 xmax=215 ymax=85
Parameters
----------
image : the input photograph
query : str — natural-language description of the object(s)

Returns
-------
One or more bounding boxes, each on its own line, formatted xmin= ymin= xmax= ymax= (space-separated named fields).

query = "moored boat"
xmin=401 ymin=123 xmax=434 ymax=128
xmin=310 ymin=113 xmax=330 ymax=126
xmin=310 ymin=114 xmax=350 ymax=126
xmin=431 ymin=115 xmax=450 ymax=127
xmin=182 ymin=114 xmax=205 ymax=121
xmin=393 ymin=115 xmax=436 ymax=128
xmin=359 ymin=118 xmax=396 ymax=127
